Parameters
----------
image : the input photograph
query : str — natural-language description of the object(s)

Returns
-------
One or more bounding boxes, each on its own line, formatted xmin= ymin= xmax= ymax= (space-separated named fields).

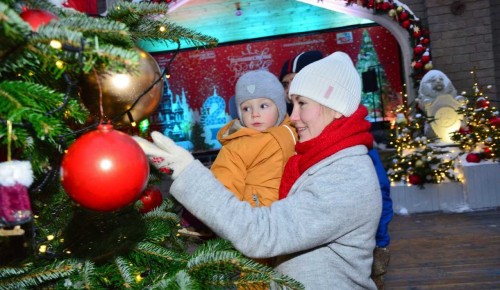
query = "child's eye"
xmin=260 ymin=103 xmax=269 ymax=109
xmin=241 ymin=106 xmax=250 ymax=112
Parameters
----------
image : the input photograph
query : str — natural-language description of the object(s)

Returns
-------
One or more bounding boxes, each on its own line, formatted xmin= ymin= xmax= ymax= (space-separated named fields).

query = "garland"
xmin=345 ymin=0 xmax=432 ymax=85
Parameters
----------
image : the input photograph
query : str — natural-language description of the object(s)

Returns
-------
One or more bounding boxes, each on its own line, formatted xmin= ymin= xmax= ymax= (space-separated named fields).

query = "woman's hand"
xmin=133 ymin=131 xmax=194 ymax=179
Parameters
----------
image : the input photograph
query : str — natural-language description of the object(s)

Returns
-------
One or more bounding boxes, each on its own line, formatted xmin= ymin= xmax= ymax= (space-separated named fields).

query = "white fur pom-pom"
xmin=0 ymin=160 xmax=34 ymax=187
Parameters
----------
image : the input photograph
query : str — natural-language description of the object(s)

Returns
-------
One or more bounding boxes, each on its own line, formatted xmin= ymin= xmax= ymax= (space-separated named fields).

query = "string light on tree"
xmin=387 ymin=103 xmax=459 ymax=187
xmin=450 ymin=68 xmax=499 ymax=163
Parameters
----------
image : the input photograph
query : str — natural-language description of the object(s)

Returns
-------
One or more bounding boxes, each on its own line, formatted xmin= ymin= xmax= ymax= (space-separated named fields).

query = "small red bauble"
xmin=19 ymin=8 xmax=58 ymax=31
xmin=421 ymin=54 xmax=431 ymax=64
xmin=413 ymin=61 xmax=423 ymax=70
xmin=414 ymin=45 xmax=425 ymax=56
xmin=401 ymin=20 xmax=411 ymax=29
xmin=420 ymin=37 xmax=430 ymax=45
xmin=413 ymin=29 xmax=421 ymax=39
xmin=483 ymin=147 xmax=492 ymax=158
xmin=408 ymin=174 xmax=423 ymax=185
xmin=465 ymin=153 xmax=481 ymax=163
xmin=458 ymin=127 xmax=471 ymax=135
xmin=399 ymin=11 xmax=409 ymax=21
xmin=476 ymin=98 xmax=489 ymax=109
xmin=138 ymin=187 xmax=163 ymax=213
xmin=61 ymin=124 xmax=149 ymax=212
xmin=490 ymin=116 xmax=500 ymax=127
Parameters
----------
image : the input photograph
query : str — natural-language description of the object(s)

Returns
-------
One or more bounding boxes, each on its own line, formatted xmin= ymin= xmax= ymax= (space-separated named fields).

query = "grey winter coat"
xmin=170 ymin=145 xmax=382 ymax=289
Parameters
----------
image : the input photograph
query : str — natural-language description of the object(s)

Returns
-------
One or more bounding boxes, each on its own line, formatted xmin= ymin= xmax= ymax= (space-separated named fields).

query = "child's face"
xmin=240 ymin=97 xmax=279 ymax=132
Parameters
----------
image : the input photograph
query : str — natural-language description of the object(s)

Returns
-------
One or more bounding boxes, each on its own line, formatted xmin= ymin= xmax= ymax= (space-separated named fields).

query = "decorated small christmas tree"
xmin=450 ymin=68 xmax=499 ymax=163
xmin=387 ymin=101 xmax=460 ymax=187
xmin=0 ymin=1 xmax=301 ymax=289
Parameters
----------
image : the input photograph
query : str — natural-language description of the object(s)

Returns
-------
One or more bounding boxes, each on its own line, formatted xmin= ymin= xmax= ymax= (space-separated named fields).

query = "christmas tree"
xmin=356 ymin=29 xmax=389 ymax=121
xmin=387 ymin=101 xmax=460 ymax=187
xmin=0 ymin=1 xmax=302 ymax=288
xmin=450 ymin=69 xmax=499 ymax=163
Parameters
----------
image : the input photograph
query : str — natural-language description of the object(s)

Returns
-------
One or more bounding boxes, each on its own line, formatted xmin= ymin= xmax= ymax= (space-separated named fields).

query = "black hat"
xmin=279 ymin=50 xmax=324 ymax=81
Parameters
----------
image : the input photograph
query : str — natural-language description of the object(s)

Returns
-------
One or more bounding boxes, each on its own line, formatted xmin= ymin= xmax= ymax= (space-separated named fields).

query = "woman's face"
xmin=289 ymin=95 xmax=341 ymax=142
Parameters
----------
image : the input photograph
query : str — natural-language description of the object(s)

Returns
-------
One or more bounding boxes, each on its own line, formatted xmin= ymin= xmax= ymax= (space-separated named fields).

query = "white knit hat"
xmin=235 ymin=70 xmax=287 ymax=126
xmin=289 ymin=51 xmax=361 ymax=117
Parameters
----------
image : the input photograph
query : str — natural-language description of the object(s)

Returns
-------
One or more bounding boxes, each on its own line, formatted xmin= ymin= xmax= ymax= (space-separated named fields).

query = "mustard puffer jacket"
xmin=211 ymin=116 xmax=297 ymax=207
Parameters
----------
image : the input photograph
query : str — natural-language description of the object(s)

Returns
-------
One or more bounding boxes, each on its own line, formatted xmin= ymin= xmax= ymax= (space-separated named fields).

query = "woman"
xmin=134 ymin=52 xmax=381 ymax=289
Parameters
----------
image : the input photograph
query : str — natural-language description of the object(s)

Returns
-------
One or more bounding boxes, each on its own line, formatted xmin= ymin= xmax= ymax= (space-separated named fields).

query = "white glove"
xmin=132 ymin=131 xmax=194 ymax=179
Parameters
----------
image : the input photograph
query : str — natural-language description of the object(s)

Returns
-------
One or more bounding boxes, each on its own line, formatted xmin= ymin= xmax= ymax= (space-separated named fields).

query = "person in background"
xmin=133 ymin=52 xmax=381 ymax=289
xmin=281 ymin=50 xmax=393 ymax=289
xmin=280 ymin=50 xmax=323 ymax=115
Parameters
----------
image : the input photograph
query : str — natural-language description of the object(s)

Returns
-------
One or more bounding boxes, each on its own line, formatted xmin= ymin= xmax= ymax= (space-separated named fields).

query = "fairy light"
xmin=50 ymin=40 xmax=62 ymax=49
xmin=127 ymin=111 xmax=136 ymax=127
xmin=39 ymin=245 xmax=47 ymax=253
xmin=55 ymin=60 xmax=64 ymax=69
xmin=47 ymin=235 xmax=54 ymax=241
xmin=159 ymin=26 xmax=166 ymax=32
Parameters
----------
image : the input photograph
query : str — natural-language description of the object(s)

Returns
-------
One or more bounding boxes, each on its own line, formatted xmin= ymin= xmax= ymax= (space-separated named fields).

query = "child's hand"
xmin=132 ymin=132 xmax=194 ymax=179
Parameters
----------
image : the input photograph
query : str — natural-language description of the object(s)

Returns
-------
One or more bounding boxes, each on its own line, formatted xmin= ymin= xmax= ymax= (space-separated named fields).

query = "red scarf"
xmin=279 ymin=105 xmax=373 ymax=199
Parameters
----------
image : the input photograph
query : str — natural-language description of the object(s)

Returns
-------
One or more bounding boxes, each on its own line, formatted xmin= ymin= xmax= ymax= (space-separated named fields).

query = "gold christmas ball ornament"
xmin=79 ymin=49 xmax=164 ymax=126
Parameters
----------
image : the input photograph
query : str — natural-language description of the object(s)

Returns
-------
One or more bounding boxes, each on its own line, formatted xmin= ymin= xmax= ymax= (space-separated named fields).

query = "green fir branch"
xmin=114 ymin=256 xmax=136 ymax=287
xmin=151 ymin=269 xmax=200 ymax=290
xmin=106 ymin=1 xmax=217 ymax=48
xmin=0 ymin=3 xmax=32 ymax=60
xmin=135 ymin=242 xmax=188 ymax=264
xmin=0 ymin=264 xmax=32 ymax=279
xmin=58 ymin=16 xmax=133 ymax=48
xmin=80 ymin=260 xmax=98 ymax=289
xmin=0 ymin=260 xmax=81 ymax=290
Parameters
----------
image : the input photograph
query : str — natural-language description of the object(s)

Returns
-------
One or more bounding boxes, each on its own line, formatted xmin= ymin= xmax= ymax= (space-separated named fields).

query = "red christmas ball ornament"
xmin=413 ymin=61 xmax=424 ymax=70
xmin=465 ymin=153 xmax=481 ymax=163
xmin=408 ymin=174 xmax=423 ymax=185
xmin=399 ymin=11 xmax=409 ymax=21
xmin=401 ymin=20 xmax=411 ymax=29
xmin=413 ymin=45 xmax=425 ymax=56
xmin=19 ymin=8 xmax=58 ymax=31
xmin=421 ymin=51 xmax=431 ymax=63
xmin=413 ymin=29 xmax=421 ymax=39
xmin=483 ymin=147 xmax=492 ymax=158
xmin=420 ymin=37 xmax=430 ymax=45
xmin=382 ymin=2 xmax=391 ymax=10
xmin=60 ymin=124 xmax=149 ymax=212
xmin=138 ymin=187 xmax=163 ymax=213
xmin=489 ymin=116 xmax=500 ymax=127
xmin=458 ymin=126 xmax=470 ymax=135
xmin=476 ymin=98 xmax=489 ymax=109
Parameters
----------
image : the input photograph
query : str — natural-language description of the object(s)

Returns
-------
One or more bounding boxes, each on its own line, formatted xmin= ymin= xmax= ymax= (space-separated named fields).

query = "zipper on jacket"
xmin=252 ymin=194 xmax=259 ymax=207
